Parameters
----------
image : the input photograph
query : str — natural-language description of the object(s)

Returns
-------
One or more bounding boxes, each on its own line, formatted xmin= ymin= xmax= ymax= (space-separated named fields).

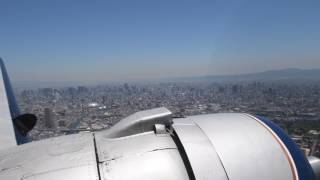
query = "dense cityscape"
xmin=15 ymin=81 xmax=320 ymax=157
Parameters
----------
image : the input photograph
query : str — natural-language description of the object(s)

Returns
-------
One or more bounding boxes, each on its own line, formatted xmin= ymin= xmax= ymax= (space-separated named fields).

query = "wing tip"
xmin=0 ymin=58 xmax=4 ymax=68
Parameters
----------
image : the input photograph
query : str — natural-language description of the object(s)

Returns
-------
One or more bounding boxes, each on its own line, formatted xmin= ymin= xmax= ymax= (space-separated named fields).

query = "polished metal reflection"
xmin=308 ymin=156 xmax=320 ymax=180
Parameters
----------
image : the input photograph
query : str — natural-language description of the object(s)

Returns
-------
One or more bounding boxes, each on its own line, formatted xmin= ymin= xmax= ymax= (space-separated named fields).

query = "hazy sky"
xmin=1 ymin=0 xmax=319 ymax=82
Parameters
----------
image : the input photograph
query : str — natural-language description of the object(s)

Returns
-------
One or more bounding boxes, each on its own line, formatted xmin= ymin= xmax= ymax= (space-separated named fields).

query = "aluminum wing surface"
xmin=0 ymin=133 xmax=100 ymax=180
xmin=0 ymin=108 xmax=189 ymax=180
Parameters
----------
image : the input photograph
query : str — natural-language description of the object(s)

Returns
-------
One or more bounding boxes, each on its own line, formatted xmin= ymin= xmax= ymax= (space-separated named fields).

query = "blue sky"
xmin=1 ymin=0 xmax=319 ymax=82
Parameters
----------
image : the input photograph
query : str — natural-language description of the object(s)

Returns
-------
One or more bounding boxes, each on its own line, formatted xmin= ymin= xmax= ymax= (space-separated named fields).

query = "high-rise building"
xmin=44 ymin=108 xmax=55 ymax=129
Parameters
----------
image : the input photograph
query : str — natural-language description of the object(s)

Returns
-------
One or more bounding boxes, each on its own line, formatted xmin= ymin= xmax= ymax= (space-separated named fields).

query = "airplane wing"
xmin=0 ymin=108 xmax=188 ymax=180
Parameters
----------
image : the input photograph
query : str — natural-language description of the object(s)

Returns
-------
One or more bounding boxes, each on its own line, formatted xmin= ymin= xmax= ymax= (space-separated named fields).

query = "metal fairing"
xmin=255 ymin=115 xmax=316 ymax=180
xmin=95 ymin=131 xmax=189 ymax=180
xmin=172 ymin=118 xmax=229 ymax=180
xmin=172 ymin=113 xmax=299 ymax=180
xmin=94 ymin=107 xmax=189 ymax=179
xmin=102 ymin=107 xmax=172 ymax=138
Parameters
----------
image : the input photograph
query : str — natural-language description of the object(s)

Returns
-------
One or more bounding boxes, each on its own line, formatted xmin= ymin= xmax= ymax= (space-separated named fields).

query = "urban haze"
xmin=16 ymin=74 xmax=320 ymax=158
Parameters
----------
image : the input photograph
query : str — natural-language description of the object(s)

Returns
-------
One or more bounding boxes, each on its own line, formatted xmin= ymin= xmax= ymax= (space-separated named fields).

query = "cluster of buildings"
xmin=15 ymin=81 xmax=320 ymax=157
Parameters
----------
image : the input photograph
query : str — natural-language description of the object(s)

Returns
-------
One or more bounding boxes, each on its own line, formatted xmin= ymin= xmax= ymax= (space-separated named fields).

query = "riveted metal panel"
xmin=0 ymin=133 xmax=99 ymax=180
xmin=99 ymin=149 xmax=189 ymax=180
xmin=95 ymin=131 xmax=177 ymax=162
xmin=95 ymin=131 xmax=189 ymax=180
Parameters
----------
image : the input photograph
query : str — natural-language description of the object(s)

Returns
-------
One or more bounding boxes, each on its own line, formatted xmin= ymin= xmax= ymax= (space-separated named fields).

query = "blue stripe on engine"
xmin=255 ymin=115 xmax=316 ymax=180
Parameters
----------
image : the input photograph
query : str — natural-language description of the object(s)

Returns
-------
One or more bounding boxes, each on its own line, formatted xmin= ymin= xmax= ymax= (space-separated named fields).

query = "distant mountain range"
xmin=13 ymin=68 xmax=320 ymax=89
xmin=171 ymin=68 xmax=320 ymax=83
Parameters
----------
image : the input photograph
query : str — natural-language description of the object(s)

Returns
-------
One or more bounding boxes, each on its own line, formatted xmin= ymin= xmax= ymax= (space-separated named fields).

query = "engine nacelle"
xmin=97 ymin=107 xmax=318 ymax=180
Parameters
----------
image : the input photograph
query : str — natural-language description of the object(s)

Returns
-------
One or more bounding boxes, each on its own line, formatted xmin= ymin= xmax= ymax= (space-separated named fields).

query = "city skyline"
xmin=1 ymin=0 xmax=320 ymax=82
xmin=16 ymin=80 xmax=320 ymax=158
